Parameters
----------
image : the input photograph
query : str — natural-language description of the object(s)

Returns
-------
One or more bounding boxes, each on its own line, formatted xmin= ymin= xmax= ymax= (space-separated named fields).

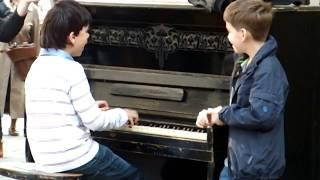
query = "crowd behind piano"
xmin=0 ymin=0 xmax=309 ymax=179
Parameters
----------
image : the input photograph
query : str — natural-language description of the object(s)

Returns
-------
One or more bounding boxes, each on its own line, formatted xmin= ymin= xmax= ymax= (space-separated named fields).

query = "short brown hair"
xmin=223 ymin=0 xmax=273 ymax=41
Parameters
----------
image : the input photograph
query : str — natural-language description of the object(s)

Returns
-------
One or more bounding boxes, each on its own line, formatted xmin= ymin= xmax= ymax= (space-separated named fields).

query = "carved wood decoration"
xmin=90 ymin=24 xmax=232 ymax=69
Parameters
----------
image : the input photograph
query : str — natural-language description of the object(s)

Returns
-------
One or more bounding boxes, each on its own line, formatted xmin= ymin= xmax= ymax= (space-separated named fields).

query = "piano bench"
xmin=0 ymin=162 xmax=82 ymax=180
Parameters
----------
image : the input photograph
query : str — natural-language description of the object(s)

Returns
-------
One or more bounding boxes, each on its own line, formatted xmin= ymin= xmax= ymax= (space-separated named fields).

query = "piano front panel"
xmin=94 ymin=132 xmax=213 ymax=162
xmin=86 ymin=65 xmax=229 ymax=120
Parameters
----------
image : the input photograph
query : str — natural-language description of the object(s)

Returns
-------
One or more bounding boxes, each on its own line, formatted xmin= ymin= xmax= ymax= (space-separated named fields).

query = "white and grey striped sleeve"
xmin=69 ymin=64 xmax=128 ymax=131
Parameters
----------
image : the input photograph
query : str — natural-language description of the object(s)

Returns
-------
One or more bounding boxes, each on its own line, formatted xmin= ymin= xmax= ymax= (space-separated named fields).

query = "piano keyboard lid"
xmin=76 ymin=0 xmax=202 ymax=9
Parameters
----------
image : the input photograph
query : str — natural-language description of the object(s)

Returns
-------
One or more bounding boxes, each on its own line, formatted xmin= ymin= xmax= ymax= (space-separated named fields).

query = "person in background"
xmin=25 ymin=1 xmax=143 ymax=179
xmin=0 ymin=0 xmax=11 ymax=18
xmin=37 ymin=0 xmax=54 ymax=25
xmin=0 ymin=0 xmax=39 ymax=158
xmin=0 ymin=0 xmax=38 ymax=42
xmin=196 ymin=0 xmax=289 ymax=179
xmin=0 ymin=0 xmax=39 ymax=136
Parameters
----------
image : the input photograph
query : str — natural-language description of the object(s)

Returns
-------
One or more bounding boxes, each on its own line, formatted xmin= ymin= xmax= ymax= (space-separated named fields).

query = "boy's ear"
xmin=67 ymin=32 xmax=76 ymax=45
xmin=239 ymin=28 xmax=247 ymax=42
xmin=240 ymin=28 xmax=253 ymax=42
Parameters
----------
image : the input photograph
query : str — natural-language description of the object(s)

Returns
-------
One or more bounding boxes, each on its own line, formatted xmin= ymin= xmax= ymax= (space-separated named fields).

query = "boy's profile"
xmin=25 ymin=1 xmax=143 ymax=179
xmin=196 ymin=0 xmax=289 ymax=179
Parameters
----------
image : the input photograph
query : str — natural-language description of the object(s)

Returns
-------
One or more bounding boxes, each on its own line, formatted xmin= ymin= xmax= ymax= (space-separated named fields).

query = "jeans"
xmin=219 ymin=166 xmax=234 ymax=180
xmin=64 ymin=144 xmax=143 ymax=180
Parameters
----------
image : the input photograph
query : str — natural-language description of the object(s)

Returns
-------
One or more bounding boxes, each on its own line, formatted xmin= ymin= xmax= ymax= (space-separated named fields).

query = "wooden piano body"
xmin=69 ymin=1 xmax=320 ymax=180
xmin=75 ymin=0 xmax=232 ymax=179
xmin=84 ymin=65 xmax=229 ymax=179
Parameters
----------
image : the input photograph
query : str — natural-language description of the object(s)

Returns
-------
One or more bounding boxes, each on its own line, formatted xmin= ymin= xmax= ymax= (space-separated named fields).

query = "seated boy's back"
xmin=25 ymin=1 xmax=143 ymax=179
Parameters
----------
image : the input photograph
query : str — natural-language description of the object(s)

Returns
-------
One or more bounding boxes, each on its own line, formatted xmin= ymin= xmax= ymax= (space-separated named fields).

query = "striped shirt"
xmin=25 ymin=49 xmax=128 ymax=173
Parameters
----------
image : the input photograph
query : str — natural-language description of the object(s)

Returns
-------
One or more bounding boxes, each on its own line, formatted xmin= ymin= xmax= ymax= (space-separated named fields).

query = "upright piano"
xmin=75 ymin=0 xmax=232 ymax=179
xmin=23 ymin=1 xmax=320 ymax=180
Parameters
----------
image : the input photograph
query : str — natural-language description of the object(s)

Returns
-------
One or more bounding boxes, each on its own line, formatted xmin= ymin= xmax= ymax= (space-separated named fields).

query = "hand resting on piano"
xmin=196 ymin=106 xmax=224 ymax=128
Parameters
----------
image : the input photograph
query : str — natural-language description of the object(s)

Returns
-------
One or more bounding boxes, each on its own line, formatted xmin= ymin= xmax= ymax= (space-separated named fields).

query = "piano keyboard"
xmin=115 ymin=124 xmax=207 ymax=141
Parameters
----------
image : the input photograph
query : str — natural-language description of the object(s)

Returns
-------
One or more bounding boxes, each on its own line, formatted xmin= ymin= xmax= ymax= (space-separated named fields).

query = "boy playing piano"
xmin=25 ymin=1 xmax=143 ymax=179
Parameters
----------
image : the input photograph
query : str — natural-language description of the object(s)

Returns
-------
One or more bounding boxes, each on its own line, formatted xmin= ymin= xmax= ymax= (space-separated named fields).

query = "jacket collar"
xmin=230 ymin=35 xmax=278 ymax=101
xmin=245 ymin=35 xmax=278 ymax=74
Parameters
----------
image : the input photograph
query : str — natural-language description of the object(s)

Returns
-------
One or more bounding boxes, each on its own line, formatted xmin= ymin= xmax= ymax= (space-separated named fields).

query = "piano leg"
xmin=207 ymin=162 xmax=214 ymax=180
xmin=206 ymin=127 xmax=214 ymax=180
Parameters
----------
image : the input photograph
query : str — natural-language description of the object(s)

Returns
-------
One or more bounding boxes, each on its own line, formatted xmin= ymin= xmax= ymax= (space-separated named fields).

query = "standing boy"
xmin=25 ymin=1 xmax=143 ymax=179
xmin=196 ymin=0 xmax=289 ymax=179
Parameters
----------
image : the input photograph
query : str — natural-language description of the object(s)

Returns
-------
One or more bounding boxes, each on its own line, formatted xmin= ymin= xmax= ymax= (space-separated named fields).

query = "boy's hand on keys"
xmin=124 ymin=109 xmax=139 ymax=128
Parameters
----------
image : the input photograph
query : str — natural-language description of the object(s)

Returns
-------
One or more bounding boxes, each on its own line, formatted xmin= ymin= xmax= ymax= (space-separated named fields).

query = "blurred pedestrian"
xmin=0 ymin=0 xmax=39 ymax=158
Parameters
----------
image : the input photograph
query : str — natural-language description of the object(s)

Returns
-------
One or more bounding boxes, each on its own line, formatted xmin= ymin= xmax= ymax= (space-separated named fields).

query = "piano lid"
xmin=75 ymin=0 xmax=201 ymax=10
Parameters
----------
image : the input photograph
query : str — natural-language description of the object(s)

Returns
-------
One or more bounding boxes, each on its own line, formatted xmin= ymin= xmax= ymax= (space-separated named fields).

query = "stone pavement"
xmin=0 ymin=115 xmax=26 ymax=179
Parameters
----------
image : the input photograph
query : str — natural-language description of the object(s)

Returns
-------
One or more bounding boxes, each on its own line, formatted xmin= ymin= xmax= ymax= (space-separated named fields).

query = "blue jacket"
xmin=219 ymin=36 xmax=289 ymax=179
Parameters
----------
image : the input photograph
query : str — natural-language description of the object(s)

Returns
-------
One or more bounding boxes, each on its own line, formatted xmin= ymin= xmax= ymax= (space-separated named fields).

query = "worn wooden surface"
xmin=86 ymin=65 xmax=229 ymax=120
xmin=85 ymin=65 xmax=230 ymax=90
xmin=111 ymin=83 xmax=185 ymax=101
xmin=0 ymin=162 xmax=82 ymax=180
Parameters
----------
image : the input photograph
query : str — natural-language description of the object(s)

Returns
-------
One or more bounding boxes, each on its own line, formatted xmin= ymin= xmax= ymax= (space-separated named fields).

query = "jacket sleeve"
xmin=219 ymin=64 xmax=287 ymax=131
xmin=0 ymin=0 xmax=12 ymax=18
xmin=0 ymin=10 xmax=25 ymax=42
